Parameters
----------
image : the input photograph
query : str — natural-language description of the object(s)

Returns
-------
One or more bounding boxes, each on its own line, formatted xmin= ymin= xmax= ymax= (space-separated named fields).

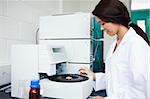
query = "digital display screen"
xmin=52 ymin=48 xmax=61 ymax=53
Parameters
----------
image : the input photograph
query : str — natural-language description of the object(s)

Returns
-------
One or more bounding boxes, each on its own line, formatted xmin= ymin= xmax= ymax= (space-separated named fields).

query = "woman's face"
xmin=96 ymin=17 xmax=120 ymax=36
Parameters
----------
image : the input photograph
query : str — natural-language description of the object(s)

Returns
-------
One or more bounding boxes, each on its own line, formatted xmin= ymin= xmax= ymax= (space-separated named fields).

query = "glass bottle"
xmin=29 ymin=80 xmax=41 ymax=99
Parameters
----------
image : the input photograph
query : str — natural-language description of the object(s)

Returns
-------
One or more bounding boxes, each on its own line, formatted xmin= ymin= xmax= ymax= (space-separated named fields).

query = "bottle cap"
xmin=30 ymin=80 xmax=40 ymax=88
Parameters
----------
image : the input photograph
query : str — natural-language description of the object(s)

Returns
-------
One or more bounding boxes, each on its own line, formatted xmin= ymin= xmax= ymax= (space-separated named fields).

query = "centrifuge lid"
xmin=48 ymin=74 xmax=89 ymax=82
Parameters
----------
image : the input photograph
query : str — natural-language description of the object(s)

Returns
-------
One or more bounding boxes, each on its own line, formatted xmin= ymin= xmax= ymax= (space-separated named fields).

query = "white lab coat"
xmin=94 ymin=27 xmax=150 ymax=99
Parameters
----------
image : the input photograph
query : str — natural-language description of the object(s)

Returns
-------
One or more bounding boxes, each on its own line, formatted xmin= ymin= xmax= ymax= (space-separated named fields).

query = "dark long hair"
xmin=92 ymin=0 xmax=149 ymax=45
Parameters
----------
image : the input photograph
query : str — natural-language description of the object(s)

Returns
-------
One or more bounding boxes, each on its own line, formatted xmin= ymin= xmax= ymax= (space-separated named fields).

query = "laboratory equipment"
xmin=11 ymin=44 xmax=93 ymax=99
xmin=11 ymin=13 xmax=101 ymax=99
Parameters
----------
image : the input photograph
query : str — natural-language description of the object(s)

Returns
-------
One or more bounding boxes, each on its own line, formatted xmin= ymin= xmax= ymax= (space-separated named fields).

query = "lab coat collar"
xmin=119 ymin=27 xmax=136 ymax=45
xmin=114 ymin=27 xmax=136 ymax=53
xmin=105 ymin=27 xmax=135 ymax=62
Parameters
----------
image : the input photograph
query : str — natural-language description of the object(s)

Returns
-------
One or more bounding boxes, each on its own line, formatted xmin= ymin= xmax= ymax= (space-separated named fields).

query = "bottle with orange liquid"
xmin=29 ymin=80 xmax=41 ymax=99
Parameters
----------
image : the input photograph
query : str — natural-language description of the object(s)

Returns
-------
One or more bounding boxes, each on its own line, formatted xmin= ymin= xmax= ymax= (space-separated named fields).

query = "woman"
xmin=80 ymin=0 xmax=150 ymax=99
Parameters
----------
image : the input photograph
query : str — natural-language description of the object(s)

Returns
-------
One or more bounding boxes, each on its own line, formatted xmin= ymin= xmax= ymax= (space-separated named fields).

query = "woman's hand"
xmin=92 ymin=96 xmax=104 ymax=99
xmin=79 ymin=67 xmax=96 ymax=80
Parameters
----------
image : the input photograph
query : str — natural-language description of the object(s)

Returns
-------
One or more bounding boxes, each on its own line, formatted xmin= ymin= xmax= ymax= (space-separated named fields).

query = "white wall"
xmin=0 ymin=0 xmax=61 ymax=86
xmin=63 ymin=0 xmax=99 ymax=13
xmin=0 ymin=0 xmax=61 ymax=65
xmin=78 ymin=0 xmax=99 ymax=13
xmin=63 ymin=0 xmax=81 ymax=14
xmin=132 ymin=0 xmax=150 ymax=10
xmin=0 ymin=1 xmax=33 ymax=64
